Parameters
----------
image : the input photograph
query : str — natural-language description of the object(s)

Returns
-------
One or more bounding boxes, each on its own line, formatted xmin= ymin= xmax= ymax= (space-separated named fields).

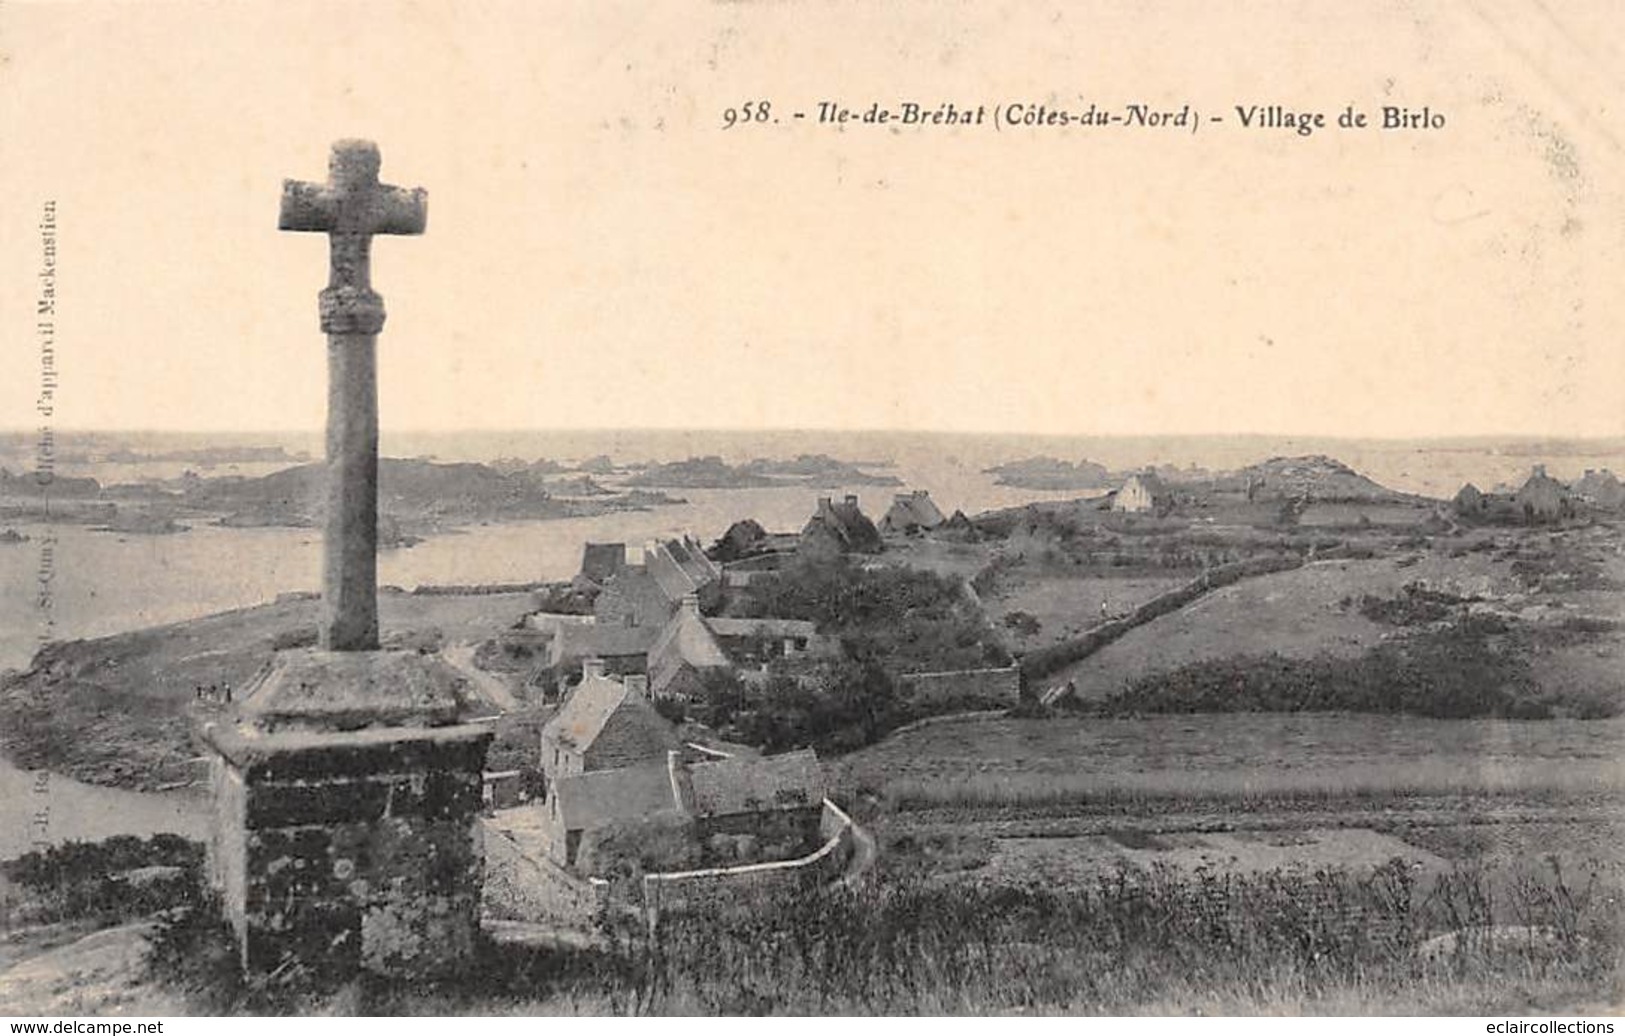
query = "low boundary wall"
xmin=1020 ymin=554 xmax=1305 ymax=683
xmin=642 ymin=799 xmax=856 ymax=927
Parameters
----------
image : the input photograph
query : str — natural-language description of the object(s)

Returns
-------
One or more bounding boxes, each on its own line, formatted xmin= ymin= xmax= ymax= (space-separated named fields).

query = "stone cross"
xmin=279 ymin=140 xmax=426 ymax=651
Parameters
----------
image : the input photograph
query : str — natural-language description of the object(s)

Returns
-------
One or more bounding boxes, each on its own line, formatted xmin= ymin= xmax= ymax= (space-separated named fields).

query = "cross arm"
xmin=279 ymin=180 xmax=339 ymax=232
xmin=365 ymin=185 xmax=428 ymax=236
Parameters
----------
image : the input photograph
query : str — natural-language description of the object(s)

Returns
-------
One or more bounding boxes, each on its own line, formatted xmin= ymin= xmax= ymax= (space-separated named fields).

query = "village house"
xmin=591 ymin=536 xmax=723 ymax=627
xmin=934 ymin=509 xmax=981 ymax=542
xmin=1453 ymin=466 xmax=1584 ymax=525
xmin=543 ymin=760 xmax=681 ymax=868
xmin=1515 ymin=465 xmax=1576 ymax=523
xmin=646 ymin=592 xmax=827 ymax=699
xmin=878 ymin=489 xmax=946 ymax=536
xmin=1574 ymin=469 xmax=1625 ymax=510
xmin=799 ymin=494 xmax=883 ymax=556
xmin=1111 ymin=472 xmax=1174 ymax=515
xmin=534 ymin=663 xmax=827 ymax=870
xmin=578 ymin=541 xmax=628 ymax=586
xmin=1453 ymin=482 xmax=1486 ymax=516
xmin=681 ymin=749 xmax=826 ymax=843
xmin=539 ymin=660 xmax=682 ymax=792
xmin=543 ymin=621 xmax=658 ymax=678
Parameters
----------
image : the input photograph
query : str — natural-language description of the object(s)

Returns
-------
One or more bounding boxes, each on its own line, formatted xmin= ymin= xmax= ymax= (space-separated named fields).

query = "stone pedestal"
xmin=201 ymin=649 xmax=492 ymax=979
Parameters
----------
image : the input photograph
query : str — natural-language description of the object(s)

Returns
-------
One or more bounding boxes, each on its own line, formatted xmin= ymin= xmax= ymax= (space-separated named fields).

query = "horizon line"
xmin=2 ymin=425 xmax=1623 ymax=444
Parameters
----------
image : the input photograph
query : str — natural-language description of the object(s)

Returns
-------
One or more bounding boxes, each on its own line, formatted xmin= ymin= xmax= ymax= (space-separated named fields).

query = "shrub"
xmin=1096 ymin=615 xmax=1616 ymax=720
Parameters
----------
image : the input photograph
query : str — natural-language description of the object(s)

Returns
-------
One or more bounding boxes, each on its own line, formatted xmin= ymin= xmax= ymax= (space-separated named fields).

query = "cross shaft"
xmin=279 ymin=140 xmax=426 ymax=652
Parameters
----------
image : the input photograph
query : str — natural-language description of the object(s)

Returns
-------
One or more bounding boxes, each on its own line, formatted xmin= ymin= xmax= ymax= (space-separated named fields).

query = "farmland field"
xmin=837 ymin=713 xmax=1625 ymax=805
xmin=839 ymin=711 xmax=1625 ymax=912
xmin=1039 ymin=549 xmax=1620 ymax=698
xmin=985 ymin=572 xmax=1193 ymax=649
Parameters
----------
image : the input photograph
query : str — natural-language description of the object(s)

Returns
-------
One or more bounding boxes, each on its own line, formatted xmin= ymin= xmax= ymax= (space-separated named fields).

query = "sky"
xmin=0 ymin=0 xmax=1621 ymax=439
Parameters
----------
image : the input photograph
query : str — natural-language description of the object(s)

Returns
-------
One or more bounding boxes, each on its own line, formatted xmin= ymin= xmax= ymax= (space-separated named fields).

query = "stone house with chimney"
xmin=646 ymin=595 xmax=733 ymax=701
xmin=878 ymin=489 xmax=945 ymax=536
xmin=1515 ymin=465 xmax=1576 ymax=523
xmin=1453 ymin=482 xmax=1486 ymax=516
xmin=646 ymin=593 xmax=827 ymax=700
xmin=682 ymin=749 xmax=825 ymax=839
xmin=1112 ymin=472 xmax=1174 ymax=515
xmin=799 ymin=494 xmax=883 ymax=557
xmin=534 ymin=664 xmax=827 ymax=871
xmin=539 ymin=661 xmax=682 ymax=791
xmin=591 ymin=536 xmax=723 ymax=628
xmin=1574 ymin=469 xmax=1624 ymax=511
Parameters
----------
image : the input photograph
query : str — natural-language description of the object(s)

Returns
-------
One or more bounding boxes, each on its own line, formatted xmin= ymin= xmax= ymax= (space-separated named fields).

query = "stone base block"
xmin=203 ymin=720 xmax=492 ymax=979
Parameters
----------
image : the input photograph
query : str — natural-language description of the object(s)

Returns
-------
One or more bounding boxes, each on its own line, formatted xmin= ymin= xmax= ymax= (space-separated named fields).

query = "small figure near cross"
xmin=279 ymin=141 xmax=426 ymax=652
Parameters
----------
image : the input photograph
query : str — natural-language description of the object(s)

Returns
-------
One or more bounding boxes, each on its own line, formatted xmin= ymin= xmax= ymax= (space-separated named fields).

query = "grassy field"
xmin=134 ymin=857 xmax=1624 ymax=1015
xmin=985 ymin=572 xmax=1192 ymax=650
xmin=836 ymin=713 xmax=1625 ymax=809
xmin=1037 ymin=546 xmax=1621 ymax=699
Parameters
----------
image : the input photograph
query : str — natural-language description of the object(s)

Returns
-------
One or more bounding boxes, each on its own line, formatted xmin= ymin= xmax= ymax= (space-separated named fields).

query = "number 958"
xmin=722 ymin=101 xmax=773 ymax=128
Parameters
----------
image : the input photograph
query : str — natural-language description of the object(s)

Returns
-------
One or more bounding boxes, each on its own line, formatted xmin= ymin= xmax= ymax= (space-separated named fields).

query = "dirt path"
xmin=443 ymin=643 xmax=521 ymax=712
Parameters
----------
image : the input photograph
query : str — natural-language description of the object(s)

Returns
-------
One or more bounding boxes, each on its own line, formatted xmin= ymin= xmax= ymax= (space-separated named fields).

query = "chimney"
xmin=817 ymin=496 xmax=832 ymax=512
xmin=582 ymin=657 xmax=606 ymax=680
xmin=623 ymin=673 xmax=648 ymax=696
xmin=894 ymin=493 xmax=910 ymax=505
xmin=680 ymin=592 xmax=701 ymax=616
xmin=1533 ymin=465 xmax=1547 ymax=479
xmin=644 ymin=539 xmax=661 ymax=564
xmin=844 ymin=494 xmax=859 ymax=507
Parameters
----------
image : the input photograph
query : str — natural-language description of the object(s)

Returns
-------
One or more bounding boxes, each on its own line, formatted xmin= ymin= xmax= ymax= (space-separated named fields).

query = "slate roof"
xmin=553 ymin=761 xmax=681 ymax=830
xmin=648 ymin=599 xmax=731 ymax=696
xmin=551 ymin=621 xmax=660 ymax=663
xmin=705 ymin=617 xmax=820 ymax=640
xmin=686 ymin=749 xmax=825 ymax=817
xmin=593 ymin=566 xmax=676 ymax=627
xmin=879 ymin=490 xmax=945 ymax=534
xmin=579 ymin=542 xmax=626 ymax=585
xmin=802 ymin=496 xmax=883 ymax=553
xmin=647 ymin=536 xmax=721 ymax=602
xmin=1575 ymin=469 xmax=1625 ymax=508
xmin=543 ymin=671 xmax=674 ymax=754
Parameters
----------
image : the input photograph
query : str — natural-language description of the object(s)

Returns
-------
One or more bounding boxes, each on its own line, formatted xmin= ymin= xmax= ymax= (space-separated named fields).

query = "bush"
xmin=1357 ymin=584 xmax=1471 ymax=626
xmin=1096 ymin=615 xmax=1615 ymax=720
xmin=737 ymin=556 xmax=998 ymax=674
xmin=576 ymin=812 xmax=701 ymax=891
xmin=4 ymin=834 xmax=206 ymax=925
xmin=1002 ymin=610 xmax=1042 ymax=637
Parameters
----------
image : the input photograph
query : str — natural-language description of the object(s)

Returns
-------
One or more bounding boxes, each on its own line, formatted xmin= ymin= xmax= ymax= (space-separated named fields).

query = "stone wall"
xmin=483 ymin=819 xmax=609 ymax=926
xmin=1021 ymin=555 xmax=1305 ymax=682
xmin=898 ymin=665 xmax=1022 ymax=708
xmin=204 ymin=722 xmax=491 ymax=977
xmin=483 ymin=769 xmax=530 ymax=811
xmin=641 ymin=799 xmax=855 ymax=927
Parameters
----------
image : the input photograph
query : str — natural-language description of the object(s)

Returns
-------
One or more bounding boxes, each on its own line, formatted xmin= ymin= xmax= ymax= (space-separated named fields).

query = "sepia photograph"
xmin=0 ymin=0 xmax=1621 ymax=1019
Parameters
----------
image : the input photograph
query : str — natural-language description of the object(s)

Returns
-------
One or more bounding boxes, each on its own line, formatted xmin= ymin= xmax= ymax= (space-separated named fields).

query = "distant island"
xmin=94 ymin=512 xmax=189 ymax=536
xmin=0 ymin=457 xmax=686 ymax=539
xmin=627 ymin=454 xmax=901 ymax=489
xmin=984 ymin=456 xmax=1115 ymax=490
xmin=739 ymin=454 xmax=903 ymax=487
xmin=59 ymin=444 xmax=310 ymax=466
